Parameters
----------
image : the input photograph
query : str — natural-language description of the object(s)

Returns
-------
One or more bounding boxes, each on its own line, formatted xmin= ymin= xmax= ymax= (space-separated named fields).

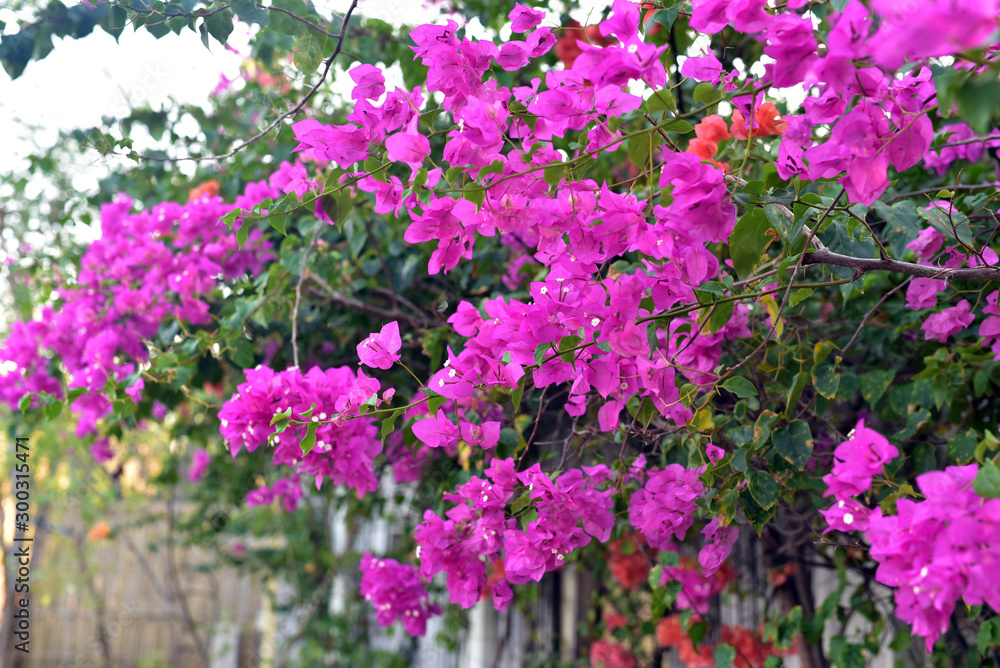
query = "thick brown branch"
xmin=802 ymin=249 xmax=1000 ymax=281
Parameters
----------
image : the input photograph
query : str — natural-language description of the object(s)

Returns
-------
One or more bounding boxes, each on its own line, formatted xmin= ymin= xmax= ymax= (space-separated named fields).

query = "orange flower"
xmin=755 ymin=103 xmax=788 ymax=136
xmin=695 ymin=115 xmax=730 ymax=143
xmin=605 ymin=612 xmax=628 ymax=631
xmin=589 ymin=639 xmax=637 ymax=668
xmin=655 ymin=614 xmax=686 ymax=647
xmin=482 ymin=558 xmax=506 ymax=600
xmin=188 ymin=180 xmax=220 ymax=202
xmin=686 ymin=137 xmax=719 ymax=163
xmin=87 ymin=521 xmax=111 ymax=542
xmin=608 ymin=536 xmax=649 ymax=590
xmin=721 ymin=624 xmax=791 ymax=668
xmin=678 ymin=640 xmax=716 ymax=668
xmin=768 ymin=562 xmax=799 ymax=587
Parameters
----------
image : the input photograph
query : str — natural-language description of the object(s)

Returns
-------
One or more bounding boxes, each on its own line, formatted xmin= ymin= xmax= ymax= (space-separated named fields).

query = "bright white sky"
xmin=0 ymin=0 xmax=616 ymax=183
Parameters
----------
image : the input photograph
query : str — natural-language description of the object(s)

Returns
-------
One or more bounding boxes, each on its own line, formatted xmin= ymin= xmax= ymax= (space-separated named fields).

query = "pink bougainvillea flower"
xmin=698 ymin=518 xmax=738 ymax=576
xmin=348 ymin=63 xmax=385 ymax=101
xmin=508 ymin=2 xmax=545 ymax=33
xmin=360 ymin=552 xmax=441 ymax=636
xmin=822 ymin=420 xmax=898 ymax=500
xmin=922 ymin=299 xmax=975 ymax=342
xmin=357 ymin=321 xmax=402 ymax=370
xmin=459 ymin=420 xmax=501 ymax=449
xmin=412 ymin=410 xmax=461 ymax=449
xmin=907 ymin=227 xmax=945 ymax=261
xmin=188 ymin=448 xmax=210 ymax=483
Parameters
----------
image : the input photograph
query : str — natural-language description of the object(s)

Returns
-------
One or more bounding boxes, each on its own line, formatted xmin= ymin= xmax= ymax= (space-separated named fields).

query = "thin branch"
xmin=887 ymin=182 xmax=997 ymax=203
xmin=291 ymin=225 xmax=324 ymax=369
xmin=308 ymin=273 xmax=438 ymax=329
xmin=840 ymin=278 xmax=911 ymax=356
xmin=725 ymin=189 xmax=845 ymax=374
xmin=127 ymin=0 xmax=359 ymax=164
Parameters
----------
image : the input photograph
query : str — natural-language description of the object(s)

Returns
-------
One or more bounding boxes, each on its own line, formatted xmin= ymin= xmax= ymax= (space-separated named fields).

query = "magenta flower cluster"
xmin=868 ymin=465 xmax=1000 ymax=651
xmin=414 ymin=458 xmax=614 ymax=611
xmin=0 ymin=183 xmax=274 ymax=440
xmin=819 ymin=422 xmax=1000 ymax=650
xmin=217 ymin=365 xmax=384 ymax=497
xmin=359 ymin=552 xmax=441 ymax=637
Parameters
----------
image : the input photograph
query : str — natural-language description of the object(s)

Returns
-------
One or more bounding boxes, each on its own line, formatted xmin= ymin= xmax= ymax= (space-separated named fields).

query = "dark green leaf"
xmin=205 ymin=8 xmax=234 ymax=45
xmin=721 ymin=376 xmax=757 ymax=398
xmin=747 ymin=468 xmax=779 ymax=510
xmin=860 ymin=369 xmax=894 ymax=407
xmin=772 ymin=420 xmax=814 ymax=470
xmin=812 ymin=364 xmax=840 ymax=399
xmin=230 ymin=0 xmax=269 ymax=26
xmin=729 ymin=209 xmax=775 ymax=279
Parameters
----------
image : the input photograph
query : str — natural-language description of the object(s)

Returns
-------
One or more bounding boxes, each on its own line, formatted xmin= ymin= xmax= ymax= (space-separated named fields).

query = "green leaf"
xmin=41 ymin=396 xmax=61 ymax=419
xmin=978 ymin=617 xmax=1000 ymax=654
xmin=463 ymin=182 xmax=485 ymax=209
xmin=873 ymin=200 xmax=919 ymax=258
xmin=230 ymin=0 xmax=269 ymax=26
xmin=205 ymin=8 xmax=234 ymax=45
xmin=784 ymin=371 xmax=809 ymax=419
xmin=381 ymin=410 xmax=403 ymax=443
xmin=692 ymin=82 xmax=723 ymax=107
xmin=319 ymin=189 xmax=352 ymax=228
xmin=292 ymin=32 xmax=332 ymax=75
xmin=664 ymin=119 xmax=695 ymax=135
xmin=721 ymin=376 xmax=757 ymax=398
xmin=729 ymin=209 xmax=775 ymax=279
xmin=268 ymin=0 xmax=309 ymax=34
xmin=812 ymin=364 xmax=840 ymax=399
xmin=477 ymin=159 xmax=505 ymax=181
xmin=299 ymin=422 xmax=318 ymax=455
xmin=652 ymin=5 xmax=680 ymax=29
xmin=859 ymin=369 xmax=894 ymax=407
xmin=731 ymin=447 xmax=748 ymax=472
xmin=956 ymin=73 xmax=1000 ymax=134
xmin=740 ymin=487 xmax=775 ymax=535
xmin=101 ymin=4 xmax=128 ymax=41
xmin=542 ymin=164 xmax=565 ymax=189
xmin=512 ymin=374 xmax=527 ymax=414
xmin=973 ymin=460 xmax=1000 ymax=499
xmin=688 ymin=621 xmax=708 ymax=648
xmin=747 ymin=468 xmax=779 ymax=510
xmin=236 ymin=218 xmax=252 ymax=249
xmin=627 ymin=130 xmax=661 ymax=172
xmin=706 ymin=300 xmax=734 ymax=334
xmin=713 ymin=644 xmax=736 ymax=668
xmin=270 ymin=407 xmax=292 ymax=426
xmin=948 ymin=431 xmax=977 ymax=465
xmin=643 ymin=88 xmax=675 ymax=113
xmin=772 ymin=420 xmax=814 ymax=470
xmin=813 ymin=341 xmax=838 ymax=366
xmin=558 ymin=335 xmax=582 ymax=363
xmin=636 ymin=398 xmax=659 ymax=429
xmin=230 ymin=337 xmax=254 ymax=368
xmin=788 ymin=288 xmax=813 ymax=308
